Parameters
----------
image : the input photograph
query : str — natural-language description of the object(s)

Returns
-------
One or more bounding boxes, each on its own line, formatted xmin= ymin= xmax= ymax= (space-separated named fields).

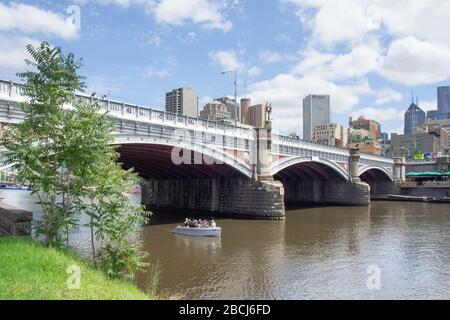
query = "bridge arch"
xmin=359 ymin=165 xmax=394 ymax=182
xmin=271 ymin=156 xmax=349 ymax=181
xmin=114 ymin=134 xmax=253 ymax=179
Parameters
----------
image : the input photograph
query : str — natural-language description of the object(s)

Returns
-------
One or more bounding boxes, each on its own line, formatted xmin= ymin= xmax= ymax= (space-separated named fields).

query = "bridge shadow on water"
xmin=145 ymin=207 xmax=274 ymax=226
xmin=145 ymin=203 xmax=344 ymax=226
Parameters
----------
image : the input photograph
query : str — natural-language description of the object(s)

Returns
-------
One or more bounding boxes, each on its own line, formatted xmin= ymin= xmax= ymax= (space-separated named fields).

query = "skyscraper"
xmin=165 ymin=88 xmax=198 ymax=117
xmin=303 ymin=95 xmax=331 ymax=141
xmin=438 ymin=86 xmax=450 ymax=119
xmin=404 ymin=102 xmax=426 ymax=135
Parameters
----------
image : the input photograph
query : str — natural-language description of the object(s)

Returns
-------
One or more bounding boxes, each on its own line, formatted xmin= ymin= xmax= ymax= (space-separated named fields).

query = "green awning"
xmin=406 ymin=172 xmax=444 ymax=177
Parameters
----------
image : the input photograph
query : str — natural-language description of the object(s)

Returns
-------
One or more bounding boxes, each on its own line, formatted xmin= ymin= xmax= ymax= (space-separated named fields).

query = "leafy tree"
xmin=2 ymin=42 xmax=85 ymax=246
xmin=1 ymin=42 xmax=149 ymax=279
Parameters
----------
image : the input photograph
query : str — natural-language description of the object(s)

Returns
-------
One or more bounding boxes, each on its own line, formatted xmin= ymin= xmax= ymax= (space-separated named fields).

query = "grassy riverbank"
xmin=0 ymin=237 xmax=151 ymax=300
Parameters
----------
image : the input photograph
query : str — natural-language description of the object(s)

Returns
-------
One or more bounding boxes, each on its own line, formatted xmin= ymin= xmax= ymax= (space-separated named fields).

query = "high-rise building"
xmin=426 ymin=118 xmax=450 ymax=148
xmin=350 ymin=116 xmax=381 ymax=142
xmin=427 ymin=110 xmax=439 ymax=121
xmin=240 ymin=98 xmax=251 ymax=125
xmin=239 ymin=98 xmax=267 ymax=128
xmin=247 ymin=104 xmax=266 ymax=128
xmin=438 ymin=86 xmax=450 ymax=119
xmin=200 ymin=101 xmax=232 ymax=121
xmin=165 ymin=88 xmax=198 ymax=117
xmin=303 ymin=95 xmax=331 ymax=141
xmin=380 ymin=132 xmax=390 ymax=144
xmin=404 ymin=102 xmax=425 ymax=134
xmin=215 ymin=97 xmax=240 ymax=122
xmin=312 ymin=124 xmax=348 ymax=147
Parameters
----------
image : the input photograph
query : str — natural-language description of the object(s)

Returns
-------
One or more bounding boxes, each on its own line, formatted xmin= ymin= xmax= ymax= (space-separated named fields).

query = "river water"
xmin=2 ymin=190 xmax=450 ymax=299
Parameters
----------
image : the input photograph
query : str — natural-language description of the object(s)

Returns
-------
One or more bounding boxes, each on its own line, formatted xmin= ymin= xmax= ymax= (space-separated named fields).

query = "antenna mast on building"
xmin=244 ymin=80 xmax=247 ymax=99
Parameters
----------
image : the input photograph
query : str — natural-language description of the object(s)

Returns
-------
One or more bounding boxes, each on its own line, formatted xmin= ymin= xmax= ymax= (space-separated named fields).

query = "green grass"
xmin=0 ymin=237 xmax=150 ymax=300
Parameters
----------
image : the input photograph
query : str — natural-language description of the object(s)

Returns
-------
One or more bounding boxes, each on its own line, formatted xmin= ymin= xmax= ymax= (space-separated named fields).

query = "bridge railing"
xmin=272 ymin=134 xmax=394 ymax=166
xmin=0 ymin=79 xmax=395 ymax=167
xmin=0 ymin=79 xmax=254 ymax=140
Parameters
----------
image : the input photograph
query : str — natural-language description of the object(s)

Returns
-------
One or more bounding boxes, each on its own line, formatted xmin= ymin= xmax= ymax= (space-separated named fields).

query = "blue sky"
xmin=1 ymin=0 xmax=450 ymax=137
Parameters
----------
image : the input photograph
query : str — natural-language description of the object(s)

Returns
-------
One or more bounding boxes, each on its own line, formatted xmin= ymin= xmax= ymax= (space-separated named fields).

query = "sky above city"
xmin=1 ymin=0 xmax=450 ymax=136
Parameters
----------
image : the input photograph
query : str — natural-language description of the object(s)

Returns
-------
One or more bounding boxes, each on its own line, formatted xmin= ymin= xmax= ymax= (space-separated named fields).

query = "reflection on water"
xmin=2 ymin=190 xmax=450 ymax=299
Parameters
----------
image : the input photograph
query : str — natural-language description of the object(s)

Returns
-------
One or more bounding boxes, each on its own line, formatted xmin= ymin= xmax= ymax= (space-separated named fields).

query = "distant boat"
xmin=173 ymin=226 xmax=221 ymax=238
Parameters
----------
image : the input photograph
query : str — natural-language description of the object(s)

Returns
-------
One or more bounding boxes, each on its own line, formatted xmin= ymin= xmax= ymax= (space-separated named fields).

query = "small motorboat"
xmin=173 ymin=226 xmax=221 ymax=238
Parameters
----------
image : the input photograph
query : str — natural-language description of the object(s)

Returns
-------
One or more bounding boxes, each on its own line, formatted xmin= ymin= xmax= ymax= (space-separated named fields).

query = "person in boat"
xmin=184 ymin=218 xmax=189 ymax=227
xmin=210 ymin=220 xmax=216 ymax=228
xmin=193 ymin=219 xmax=201 ymax=228
xmin=202 ymin=220 xmax=209 ymax=228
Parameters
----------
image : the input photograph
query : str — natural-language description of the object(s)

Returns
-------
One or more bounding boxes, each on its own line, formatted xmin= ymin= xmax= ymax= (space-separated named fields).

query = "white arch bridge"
xmin=0 ymin=80 xmax=399 ymax=219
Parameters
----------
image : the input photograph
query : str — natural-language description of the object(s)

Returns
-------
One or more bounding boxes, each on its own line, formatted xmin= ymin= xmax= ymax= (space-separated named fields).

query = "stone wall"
xmin=401 ymin=187 xmax=450 ymax=198
xmin=142 ymin=178 xmax=286 ymax=220
xmin=283 ymin=179 xmax=370 ymax=206
xmin=363 ymin=179 xmax=399 ymax=196
xmin=0 ymin=204 xmax=32 ymax=236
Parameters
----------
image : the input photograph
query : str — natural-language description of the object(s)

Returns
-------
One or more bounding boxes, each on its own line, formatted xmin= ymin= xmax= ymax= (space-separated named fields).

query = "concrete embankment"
xmin=0 ymin=204 xmax=32 ymax=236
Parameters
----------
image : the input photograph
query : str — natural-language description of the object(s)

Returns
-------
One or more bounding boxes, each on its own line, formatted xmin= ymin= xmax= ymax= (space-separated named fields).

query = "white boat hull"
xmin=174 ymin=226 xmax=221 ymax=238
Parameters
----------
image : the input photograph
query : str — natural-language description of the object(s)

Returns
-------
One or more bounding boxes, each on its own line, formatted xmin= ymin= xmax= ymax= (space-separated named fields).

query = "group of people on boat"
xmin=184 ymin=218 xmax=216 ymax=229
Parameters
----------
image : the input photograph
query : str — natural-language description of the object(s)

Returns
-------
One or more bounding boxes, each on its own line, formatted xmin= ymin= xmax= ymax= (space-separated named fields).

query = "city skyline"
xmin=1 ymin=1 xmax=450 ymax=136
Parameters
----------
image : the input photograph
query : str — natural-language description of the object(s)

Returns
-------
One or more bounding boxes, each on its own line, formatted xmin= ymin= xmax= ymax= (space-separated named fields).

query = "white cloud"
xmin=292 ymin=44 xmax=381 ymax=81
xmin=0 ymin=2 xmax=78 ymax=40
xmin=0 ymin=35 xmax=40 ymax=70
xmin=374 ymin=89 xmax=403 ymax=105
xmin=248 ymin=66 xmax=262 ymax=77
xmin=209 ymin=50 xmax=244 ymax=71
xmin=247 ymin=73 xmax=372 ymax=134
xmin=149 ymin=0 xmax=232 ymax=32
xmin=418 ymin=99 xmax=437 ymax=112
xmin=380 ymin=36 xmax=450 ymax=86
xmin=284 ymin=0 xmax=450 ymax=46
xmin=259 ymin=50 xmax=297 ymax=64
xmin=351 ymin=107 xmax=403 ymax=123
xmin=141 ymin=65 xmax=171 ymax=78
xmin=284 ymin=0 xmax=450 ymax=87
xmin=78 ymin=0 xmax=232 ymax=31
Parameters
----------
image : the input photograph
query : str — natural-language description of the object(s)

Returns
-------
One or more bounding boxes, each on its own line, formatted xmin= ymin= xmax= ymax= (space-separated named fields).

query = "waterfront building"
xmin=438 ymin=86 xmax=450 ymax=119
xmin=350 ymin=116 xmax=381 ymax=142
xmin=312 ymin=123 xmax=348 ymax=147
xmin=165 ymin=88 xmax=199 ymax=117
xmin=347 ymin=128 xmax=382 ymax=155
xmin=404 ymin=102 xmax=426 ymax=135
xmin=391 ymin=126 xmax=448 ymax=158
xmin=303 ymin=95 xmax=331 ymax=141
xmin=200 ymin=101 xmax=232 ymax=121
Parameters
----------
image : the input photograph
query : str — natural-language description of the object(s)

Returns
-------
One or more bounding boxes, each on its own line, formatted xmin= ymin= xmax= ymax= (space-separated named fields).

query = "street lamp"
xmin=221 ymin=70 xmax=238 ymax=123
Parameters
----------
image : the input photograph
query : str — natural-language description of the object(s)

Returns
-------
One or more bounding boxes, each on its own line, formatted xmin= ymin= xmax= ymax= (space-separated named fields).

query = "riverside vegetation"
xmin=0 ymin=42 xmax=159 ymax=299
